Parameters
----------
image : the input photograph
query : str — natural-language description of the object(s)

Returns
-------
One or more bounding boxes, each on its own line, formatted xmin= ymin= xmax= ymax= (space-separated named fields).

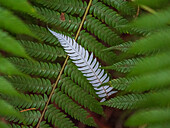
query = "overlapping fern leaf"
xmin=0 ymin=0 xmax=147 ymax=127
xmin=48 ymin=28 xmax=117 ymax=102
xmin=104 ymin=1 xmax=170 ymax=128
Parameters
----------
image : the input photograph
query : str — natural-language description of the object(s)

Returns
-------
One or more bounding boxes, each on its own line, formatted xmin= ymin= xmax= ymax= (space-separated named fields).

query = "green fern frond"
xmin=104 ymin=58 xmax=142 ymax=73
xmin=10 ymin=121 xmax=52 ymax=128
xmin=0 ymin=99 xmax=21 ymax=119
xmin=2 ymin=94 xmax=47 ymax=111
xmin=45 ymin=104 xmax=77 ymax=128
xmin=84 ymin=15 xmax=124 ymax=46
xmin=0 ymin=77 xmax=21 ymax=97
xmin=64 ymin=60 xmax=97 ymax=97
xmin=29 ymin=25 xmax=60 ymax=45
xmin=101 ymin=0 xmax=136 ymax=15
xmin=130 ymin=52 xmax=170 ymax=75
xmin=146 ymin=122 xmax=170 ymax=128
xmin=6 ymin=110 xmax=41 ymax=126
xmin=90 ymin=1 xmax=128 ymax=30
xmin=125 ymin=108 xmax=170 ymax=127
xmin=129 ymin=7 xmax=170 ymax=30
xmin=51 ymin=89 xmax=96 ymax=127
xmin=8 ymin=57 xmax=61 ymax=78
xmin=0 ymin=0 xmax=37 ymax=15
xmin=136 ymin=89 xmax=170 ymax=108
xmin=128 ymin=29 xmax=170 ymax=55
xmin=77 ymin=30 xmax=116 ymax=64
xmin=33 ymin=7 xmax=81 ymax=32
xmin=0 ymin=122 xmax=9 ymax=128
xmin=0 ymin=7 xmax=34 ymax=37
xmin=5 ymin=76 xmax=52 ymax=95
xmin=32 ymin=0 xmax=87 ymax=17
xmin=0 ymin=30 xmax=29 ymax=58
xmin=104 ymin=41 xmax=133 ymax=52
xmin=127 ymin=69 xmax=170 ymax=92
xmin=109 ymin=77 xmax=136 ymax=91
xmin=0 ymin=56 xmax=23 ymax=76
xmin=103 ymin=94 xmax=144 ymax=110
xmin=59 ymin=75 xmax=103 ymax=115
xmin=20 ymin=40 xmax=66 ymax=61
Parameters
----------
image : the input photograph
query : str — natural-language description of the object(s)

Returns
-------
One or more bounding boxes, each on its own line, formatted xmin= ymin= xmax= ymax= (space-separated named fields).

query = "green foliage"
xmin=0 ymin=0 xmax=37 ymax=15
xmin=33 ymin=6 xmax=81 ymax=32
xmin=3 ymin=0 xmax=168 ymax=127
xmin=90 ymin=1 xmax=128 ymax=30
xmin=29 ymin=25 xmax=60 ymax=45
xmin=64 ymin=60 xmax=97 ymax=96
xmin=20 ymin=40 xmax=66 ymax=61
xmin=77 ymin=30 xmax=116 ymax=64
xmin=125 ymin=108 xmax=170 ymax=127
xmin=0 ymin=77 xmax=20 ymax=96
xmin=32 ymin=0 xmax=87 ymax=17
xmin=104 ymin=41 xmax=133 ymax=52
xmin=0 ymin=7 xmax=34 ymax=37
xmin=0 ymin=31 xmax=29 ymax=58
xmin=129 ymin=7 xmax=170 ymax=30
xmin=101 ymin=0 xmax=136 ymax=15
xmin=5 ymin=76 xmax=52 ymax=95
xmin=109 ymin=77 xmax=136 ymax=91
xmin=0 ymin=99 xmax=21 ymax=119
xmin=8 ymin=57 xmax=61 ymax=78
xmin=59 ymin=75 xmax=103 ymax=115
xmin=104 ymin=58 xmax=142 ymax=73
xmin=6 ymin=110 xmax=41 ymax=126
xmin=45 ymin=104 xmax=77 ymax=128
xmin=51 ymin=89 xmax=96 ymax=127
xmin=103 ymin=94 xmax=144 ymax=110
xmin=84 ymin=15 xmax=124 ymax=46
xmin=128 ymin=29 xmax=170 ymax=55
xmin=0 ymin=56 xmax=23 ymax=75
xmin=103 ymin=1 xmax=170 ymax=127
xmin=2 ymin=93 xmax=48 ymax=111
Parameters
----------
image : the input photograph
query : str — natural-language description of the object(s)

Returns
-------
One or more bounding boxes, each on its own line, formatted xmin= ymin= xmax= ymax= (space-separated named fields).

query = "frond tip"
xmin=48 ymin=28 xmax=117 ymax=102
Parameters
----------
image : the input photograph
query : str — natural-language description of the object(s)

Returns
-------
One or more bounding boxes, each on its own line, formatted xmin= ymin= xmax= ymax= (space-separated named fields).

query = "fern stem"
xmin=35 ymin=0 xmax=93 ymax=127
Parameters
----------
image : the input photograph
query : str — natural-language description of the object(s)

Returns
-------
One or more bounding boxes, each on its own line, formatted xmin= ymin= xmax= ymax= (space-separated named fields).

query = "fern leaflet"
xmin=48 ymin=28 xmax=117 ymax=102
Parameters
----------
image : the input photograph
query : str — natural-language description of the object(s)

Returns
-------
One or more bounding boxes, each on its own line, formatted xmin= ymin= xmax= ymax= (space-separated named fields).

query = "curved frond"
xmin=48 ymin=29 xmax=117 ymax=102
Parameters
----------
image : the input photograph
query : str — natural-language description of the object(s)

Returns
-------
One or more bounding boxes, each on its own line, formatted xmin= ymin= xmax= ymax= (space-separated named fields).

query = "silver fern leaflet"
xmin=48 ymin=28 xmax=117 ymax=102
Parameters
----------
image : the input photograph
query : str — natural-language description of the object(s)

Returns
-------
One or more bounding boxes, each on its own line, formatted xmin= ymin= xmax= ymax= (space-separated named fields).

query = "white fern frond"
xmin=48 ymin=28 xmax=117 ymax=102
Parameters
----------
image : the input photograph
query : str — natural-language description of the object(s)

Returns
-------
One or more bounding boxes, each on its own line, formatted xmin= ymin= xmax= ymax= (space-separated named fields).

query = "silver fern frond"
xmin=48 ymin=28 xmax=117 ymax=102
